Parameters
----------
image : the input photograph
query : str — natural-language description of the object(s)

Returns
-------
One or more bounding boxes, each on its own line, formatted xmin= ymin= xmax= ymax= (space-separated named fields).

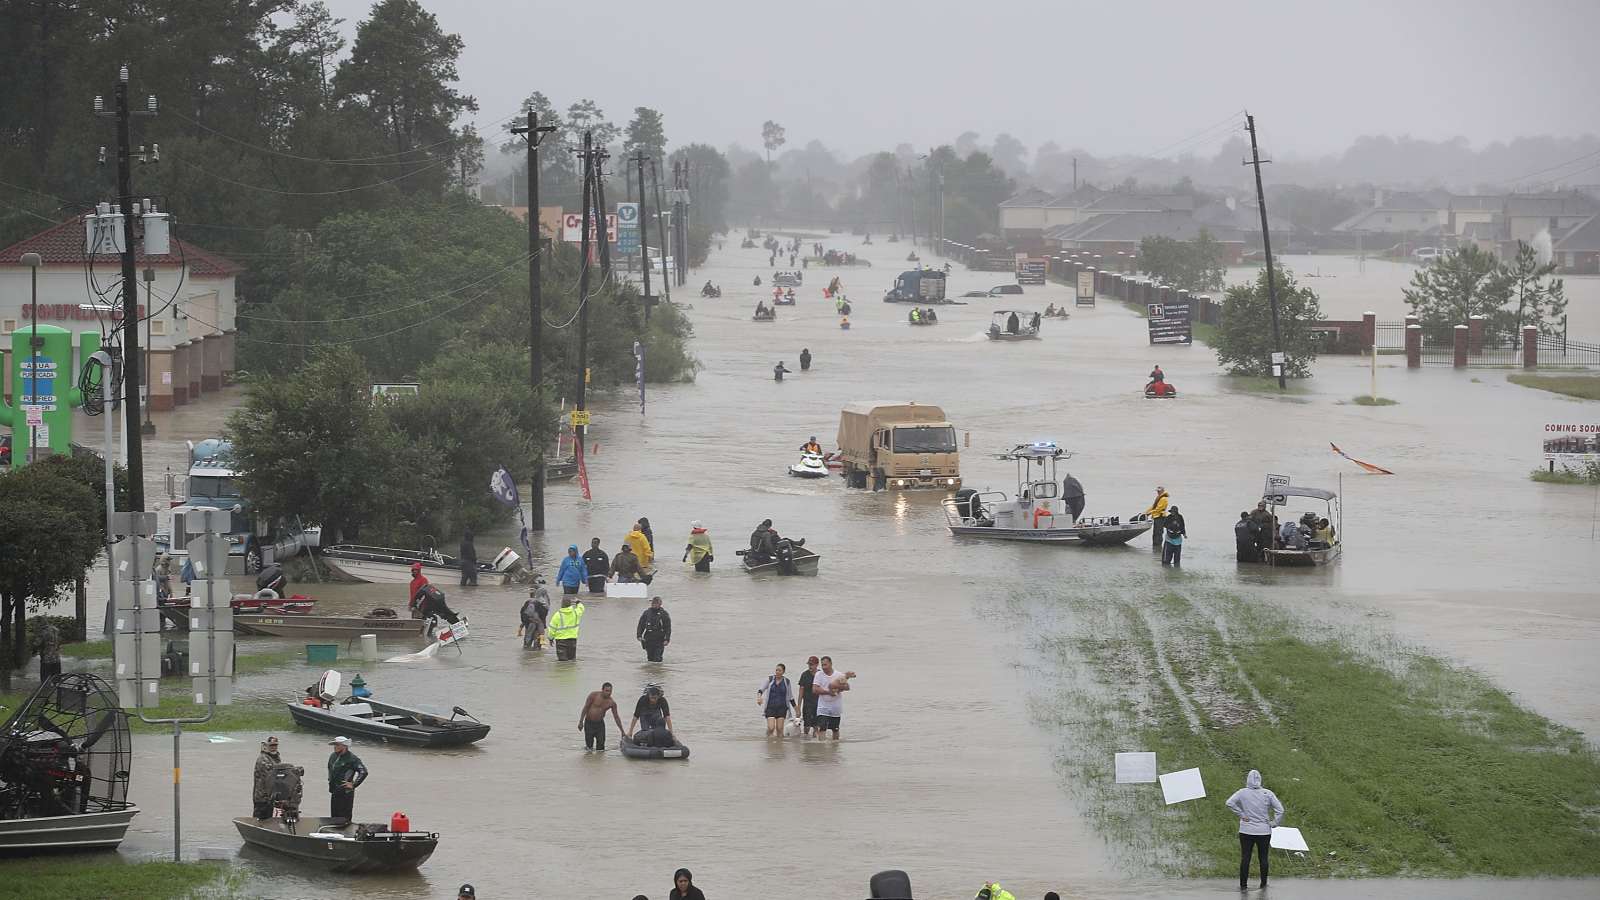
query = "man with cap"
xmin=556 ymin=544 xmax=589 ymax=596
xmin=252 ymin=735 xmax=283 ymax=819
xmin=326 ymin=736 xmax=368 ymax=824
xmin=1144 ymin=485 xmax=1171 ymax=549
xmin=407 ymin=562 xmax=429 ymax=615
xmin=457 ymin=885 xmax=476 ymax=899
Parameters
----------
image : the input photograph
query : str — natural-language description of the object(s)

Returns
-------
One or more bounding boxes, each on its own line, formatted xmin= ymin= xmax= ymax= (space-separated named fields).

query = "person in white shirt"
xmin=810 ymin=656 xmax=855 ymax=740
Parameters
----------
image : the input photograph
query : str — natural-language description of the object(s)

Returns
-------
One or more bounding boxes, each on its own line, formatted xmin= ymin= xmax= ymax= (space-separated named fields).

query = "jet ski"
xmin=788 ymin=452 xmax=829 ymax=478
xmin=1144 ymin=381 xmax=1178 ymax=399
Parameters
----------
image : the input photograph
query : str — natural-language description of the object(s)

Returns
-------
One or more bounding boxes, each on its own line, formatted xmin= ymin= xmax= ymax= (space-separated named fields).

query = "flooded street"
xmin=67 ymin=234 xmax=1599 ymax=898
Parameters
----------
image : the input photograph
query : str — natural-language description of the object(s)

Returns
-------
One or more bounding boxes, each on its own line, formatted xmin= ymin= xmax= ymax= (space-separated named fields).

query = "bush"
xmin=1214 ymin=266 xmax=1323 ymax=377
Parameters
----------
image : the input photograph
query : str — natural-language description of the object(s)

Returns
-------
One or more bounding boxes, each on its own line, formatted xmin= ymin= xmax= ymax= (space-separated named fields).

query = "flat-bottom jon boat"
xmin=234 ymin=816 xmax=438 ymax=873
xmin=287 ymin=697 xmax=490 ymax=748
xmin=235 ymin=613 xmax=425 ymax=639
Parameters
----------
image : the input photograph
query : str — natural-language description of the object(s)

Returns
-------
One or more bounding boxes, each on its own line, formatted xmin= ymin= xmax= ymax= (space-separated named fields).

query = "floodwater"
xmin=48 ymin=232 xmax=1600 ymax=898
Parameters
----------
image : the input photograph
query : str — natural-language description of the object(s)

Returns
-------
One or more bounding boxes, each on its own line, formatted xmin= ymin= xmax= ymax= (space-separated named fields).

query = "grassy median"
xmin=1508 ymin=373 xmax=1600 ymax=401
xmin=0 ymin=858 xmax=239 ymax=899
xmin=1031 ymin=586 xmax=1600 ymax=877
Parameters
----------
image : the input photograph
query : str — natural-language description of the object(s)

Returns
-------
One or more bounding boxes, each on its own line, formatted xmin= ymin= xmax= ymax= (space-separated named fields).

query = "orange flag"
xmin=1330 ymin=442 xmax=1394 ymax=475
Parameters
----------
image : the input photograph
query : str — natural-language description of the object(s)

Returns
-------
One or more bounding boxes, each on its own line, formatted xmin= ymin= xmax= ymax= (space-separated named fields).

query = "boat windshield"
xmin=892 ymin=426 xmax=957 ymax=453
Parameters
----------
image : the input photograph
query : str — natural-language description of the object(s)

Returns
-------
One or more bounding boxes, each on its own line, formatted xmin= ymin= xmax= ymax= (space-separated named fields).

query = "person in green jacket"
xmin=682 ymin=521 xmax=714 ymax=572
xmin=326 ymin=737 xmax=367 ymax=824
xmin=548 ymin=597 xmax=585 ymax=661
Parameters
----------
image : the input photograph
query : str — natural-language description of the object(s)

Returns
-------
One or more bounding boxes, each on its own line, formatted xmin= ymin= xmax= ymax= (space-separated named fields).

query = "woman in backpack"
xmin=756 ymin=663 xmax=798 ymax=738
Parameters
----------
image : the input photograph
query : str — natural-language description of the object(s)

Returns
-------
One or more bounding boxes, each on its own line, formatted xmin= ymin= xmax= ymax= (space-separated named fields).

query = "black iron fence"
xmin=1538 ymin=334 xmax=1600 ymax=368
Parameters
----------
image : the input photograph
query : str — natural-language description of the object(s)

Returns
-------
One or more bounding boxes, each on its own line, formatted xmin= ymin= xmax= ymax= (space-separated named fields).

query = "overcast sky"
xmin=324 ymin=0 xmax=1600 ymax=161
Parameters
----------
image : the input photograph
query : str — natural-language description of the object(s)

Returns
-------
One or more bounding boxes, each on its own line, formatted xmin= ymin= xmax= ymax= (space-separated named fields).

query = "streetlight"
xmin=21 ymin=252 xmax=41 ymax=464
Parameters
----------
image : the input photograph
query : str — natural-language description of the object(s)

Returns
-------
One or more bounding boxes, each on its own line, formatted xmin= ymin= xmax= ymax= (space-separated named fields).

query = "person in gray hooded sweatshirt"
xmin=1226 ymin=769 xmax=1284 ymax=890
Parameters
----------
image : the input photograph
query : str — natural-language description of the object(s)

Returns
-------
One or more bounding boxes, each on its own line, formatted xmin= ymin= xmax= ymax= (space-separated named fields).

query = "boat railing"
xmin=941 ymin=491 xmax=1009 ymax=527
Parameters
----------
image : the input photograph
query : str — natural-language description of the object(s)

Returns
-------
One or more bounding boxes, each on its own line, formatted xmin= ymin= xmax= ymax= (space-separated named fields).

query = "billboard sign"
xmin=1076 ymin=270 xmax=1096 ymax=306
xmin=562 ymin=213 xmax=618 ymax=243
xmin=1147 ymin=301 xmax=1193 ymax=345
xmin=1543 ymin=423 xmax=1600 ymax=466
xmin=615 ymin=203 xmax=640 ymax=255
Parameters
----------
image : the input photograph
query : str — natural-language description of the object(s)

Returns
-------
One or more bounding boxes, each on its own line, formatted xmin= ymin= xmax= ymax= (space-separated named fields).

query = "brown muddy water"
xmin=43 ymin=234 xmax=1600 ymax=898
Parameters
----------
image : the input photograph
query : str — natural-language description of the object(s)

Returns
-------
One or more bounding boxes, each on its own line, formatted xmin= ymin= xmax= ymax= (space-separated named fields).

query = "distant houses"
xmin=1333 ymin=188 xmax=1600 ymax=272
xmin=999 ymin=188 xmax=1250 ymax=262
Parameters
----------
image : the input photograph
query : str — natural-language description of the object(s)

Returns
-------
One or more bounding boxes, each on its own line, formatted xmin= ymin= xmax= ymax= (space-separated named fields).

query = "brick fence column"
xmin=1468 ymin=315 xmax=1485 ymax=355
xmin=1523 ymin=326 xmax=1538 ymax=369
xmin=1361 ymin=311 xmax=1376 ymax=352
xmin=1404 ymin=314 xmax=1418 ymax=330
xmin=1453 ymin=324 xmax=1469 ymax=368
xmin=1406 ymin=324 xmax=1422 ymax=368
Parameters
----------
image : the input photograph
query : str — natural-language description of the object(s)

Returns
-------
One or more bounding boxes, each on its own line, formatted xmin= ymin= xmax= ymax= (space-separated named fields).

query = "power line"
xmin=1504 ymin=146 xmax=1600 ymax=188
xmin=171 ymin=154 xmax=447 ymax=196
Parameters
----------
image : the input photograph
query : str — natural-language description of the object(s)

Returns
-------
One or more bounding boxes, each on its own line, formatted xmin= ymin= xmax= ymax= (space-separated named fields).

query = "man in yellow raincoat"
xmin=1144 ymin=484 xmax=1170 ymax=549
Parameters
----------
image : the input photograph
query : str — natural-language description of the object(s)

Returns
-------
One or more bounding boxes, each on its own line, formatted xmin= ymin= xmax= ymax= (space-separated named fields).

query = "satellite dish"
xmin=316 ymin=670 xmax=342 ymax=702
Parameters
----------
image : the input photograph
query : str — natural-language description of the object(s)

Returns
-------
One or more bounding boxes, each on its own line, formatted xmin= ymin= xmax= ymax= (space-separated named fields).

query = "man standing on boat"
xmin=458 ymin=527 xmax=478 ymax=586
xmin=1248 ymin=502 xmax=1274 ymax=559
xmin=1144 ymin=485 xmax=1171 ymax=549
xmin=326 ymin=737 xmax=367 ymax=824
xmin=582 ymin=538 xmax=610 ymax=594
xmin=1062 ymin=473 xmax=1086 ymax=523
xmin=252 ymin=736 xmax=284 ymax=819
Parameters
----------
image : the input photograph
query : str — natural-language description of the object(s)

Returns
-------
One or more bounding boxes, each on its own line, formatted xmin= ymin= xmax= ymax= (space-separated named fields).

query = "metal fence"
xmin=1538 ymin=334 xmax=1600 ymax=368
xmin=1374 ymin=322 xmax=1407 ymax=351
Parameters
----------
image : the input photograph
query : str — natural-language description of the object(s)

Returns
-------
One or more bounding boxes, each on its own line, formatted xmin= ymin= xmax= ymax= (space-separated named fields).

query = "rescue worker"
xmin=1006 ymin=311 xmax=1020 ymax=334
xmin=548 ymin=596 xmax=585 ymax=661
xmin=613 ymin=543 xmax=644 ymax=582
xmin=909 ymin=307 xmax=921 ymax=324
xmin=636 ymin=595 xmax=672 ymax=662
xmin=458 ymin=527 xmax=478 ymax=586
xmin=799 ymin=348 xmax=812 ymax=371
xmin=974 ymin=882 xmax=1016 ymax=900
xmin=555 ymin=544 xmax=588 ymax=596
xmin=1161 ymin=505 xmax=1186 ymax=566
xmin=326 ymin=736 xmax=367 ymax=824
xmin=773 ymin=360 xmax=792 ymax=382
xmin=1144 ymin=485 xmax=1171 ymax=549
xmin=407 ymin=562 xmax=429 ymax=614
xmin=252 ymin=735 xmax=288 ymax=819
xmin=518 ymin=578 xmax=550 ymax=649
xmin=625 ymin=522 xmax=655 ymax=572
xmin=801 ymin=436 xmax=823 ymax=454
xmin=582 ymin=538 xmax=610 ymax=593
xmin=1248 ymin=501 xmax=1275 ymax=559
xmin=682 ymin=521 xmax=714 ymax=572
xmin=1062 ymin=472 xmax=1086 ymax=522
xmin=1235 ymin=512 xmax=1258 ymax=562
xmin=1150 ymin=364 xmax=1165 ymax=383
xmin=627 ymin=685 xmax=675 ymax=747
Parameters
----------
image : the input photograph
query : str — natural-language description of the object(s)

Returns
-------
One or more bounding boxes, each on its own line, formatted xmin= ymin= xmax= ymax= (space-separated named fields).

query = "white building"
xmin=0 ymin=215 xmax=241 ymax=410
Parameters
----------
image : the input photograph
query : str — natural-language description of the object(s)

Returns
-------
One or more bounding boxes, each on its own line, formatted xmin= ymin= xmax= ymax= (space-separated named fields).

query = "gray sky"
xmin=325 ymin=0 xmax=1600 ymax=160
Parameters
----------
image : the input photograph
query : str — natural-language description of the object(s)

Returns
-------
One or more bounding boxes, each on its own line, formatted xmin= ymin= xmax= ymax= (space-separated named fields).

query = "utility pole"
xmin=509 ymin=110 xmax=556 ymax=530
xmin=574 ymin=132 xmax=594 ymax=457
xmin=141 ymin=267 xmax=155 ymax=435
xmin=635 ymin=152 xmax=654 ymax=323
xmin=650 ymin=159 xmax=672 ymax=306
xmin=673 ymin=162 xmax=689 ymax=287
xmin=595 ymin=145 xmax=612 ymax=276
xmin=1244 ymin=113 xmax=1286 ymax=391
xmin=1073 ymin=156 xmax=1078 ymax=191
xmin=95 ymin=64 xmax=157 ymax=512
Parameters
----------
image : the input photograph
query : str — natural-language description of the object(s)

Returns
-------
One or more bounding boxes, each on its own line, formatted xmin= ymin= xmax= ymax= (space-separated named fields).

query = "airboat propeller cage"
xmin=0 ymin=674 xmax=136 ymax=822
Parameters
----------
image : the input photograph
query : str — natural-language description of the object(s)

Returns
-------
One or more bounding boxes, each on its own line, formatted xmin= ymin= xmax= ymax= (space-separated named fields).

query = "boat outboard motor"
xmin=869 ymin=869 xmax=915 ymax=899
xmin=953 ymin=488 xmax=981 ymax=522
xmin=255 ymin=564 xmax=288 ymax=598
xmin=269 ymin=763 xmax=305 ymax=824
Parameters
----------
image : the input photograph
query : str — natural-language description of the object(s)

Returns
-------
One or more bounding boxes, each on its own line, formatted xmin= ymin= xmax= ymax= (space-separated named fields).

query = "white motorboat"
xmin=319 ymin=545 xmax=522 ymax=585
xmin=941 ymin=441 xmax=1151 ymax=545
xmin=986 ymin=309 xmax=1043 ymax=341
xmin=1258 ymin=475 xmax=1343 ymax=567
xmin=788 ymin=452 xmax=830 ymax=478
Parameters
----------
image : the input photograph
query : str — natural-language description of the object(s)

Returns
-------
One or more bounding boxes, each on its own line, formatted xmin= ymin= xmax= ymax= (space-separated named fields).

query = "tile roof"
xmin=0 ymin=216 xmax=244 ymax=277
xmin=999 ymin=187 xmax=1055 ymax=208
xmin=1449 ymin=195 xmax=1504 ymax=211
xmin=1554 ymin=213 xmax=1600 ymax=252
xmin=1503 ymin=192 xmax=1600 ymax=218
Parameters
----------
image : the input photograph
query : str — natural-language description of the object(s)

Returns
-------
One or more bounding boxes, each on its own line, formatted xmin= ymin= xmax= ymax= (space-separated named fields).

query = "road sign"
xmin=569 ymin=409 xmax=592 ymax=426
xmin=1147 ymin=302 xmax=1193 ymax=345
xmin=24 ymin=406 xmax=43 ymax=427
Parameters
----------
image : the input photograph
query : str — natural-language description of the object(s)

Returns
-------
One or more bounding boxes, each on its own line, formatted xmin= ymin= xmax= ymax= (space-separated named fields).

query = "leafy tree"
xmin=1139 ymin=230 xmax=1226 ymax=292
xmin=286 ymin=1 xmax=346 ymax=102
xmin=567 ymin=99 xmax=619 ymax=151
xmin=0 ymin=467 xmax=102 ymax=687
xmin=500 ymin=91 xmax=579 ymax=205
xmin=1215 ymin=267 xmax=1324 ymax=377
xmin=624 ymin=107 xmax=667 ymax=162
xmin=761 ymin=120 xmax=786 ymax=162
xmin=1501 ymin=241 xmax=1567 ymax=338
xmin=1402 ymin=244 xmax=1507 ymax=342
xmin=226 ymin=348 xmax=409 ymax=543
xmin=334 ymin=0 xmax=477 ymax=160
xmin=990 ymin=133 xmax=1028 ymax=176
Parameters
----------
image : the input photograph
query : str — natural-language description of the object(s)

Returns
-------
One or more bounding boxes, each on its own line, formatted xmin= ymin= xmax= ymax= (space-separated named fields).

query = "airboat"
xmin=0 ymin=674 xmax=139 ymax=852
xmin=941 ymin=442 xmax=1151 ymax=545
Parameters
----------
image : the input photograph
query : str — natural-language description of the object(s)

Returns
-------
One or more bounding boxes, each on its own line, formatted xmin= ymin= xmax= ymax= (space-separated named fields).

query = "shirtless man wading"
xmin=579 ymin=683 xmax=625 ymax=751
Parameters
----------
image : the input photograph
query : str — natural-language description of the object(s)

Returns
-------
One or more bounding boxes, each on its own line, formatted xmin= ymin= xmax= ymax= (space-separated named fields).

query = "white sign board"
xmin=1271 ymin=826 xmax=1309 ymax=852
xmin=1076 ymin=270 xmax=1095 ymax=299
xmin=615 ymin=202 xmax=640 ymax=227
xmin=606 ymin=581 xmax=648 ymax=599
xmin=1115 ymin=752 xmax=1158 ymax=783
xmin=1159 ymin=767 xmax=1206 ymax=805
xmin=562 ymin=213 xmax=618 ymax=242
xmin=24 ymin=406 xmax=43 ymax=427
